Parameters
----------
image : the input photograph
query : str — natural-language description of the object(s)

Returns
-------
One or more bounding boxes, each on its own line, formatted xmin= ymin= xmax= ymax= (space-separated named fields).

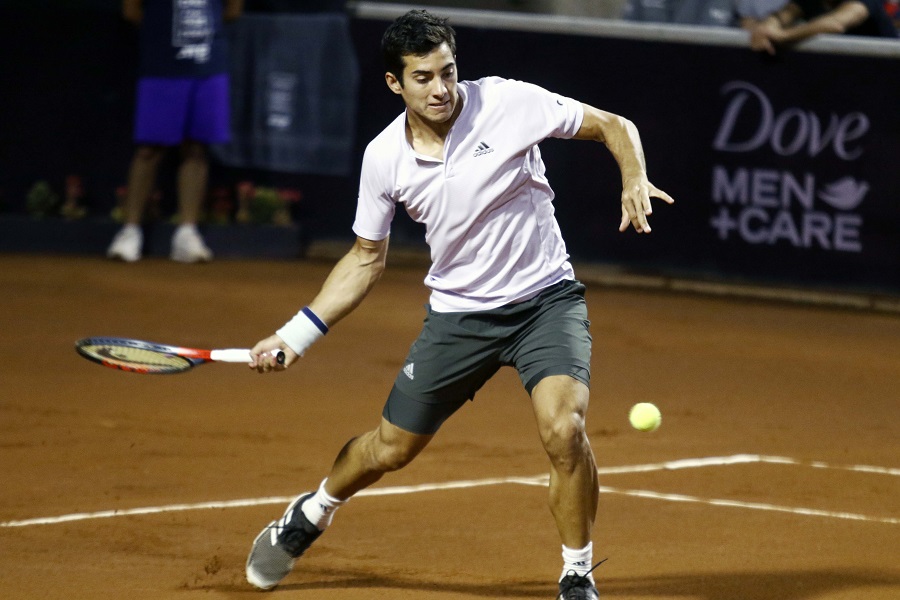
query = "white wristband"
xmin=276 ymin=307 xmax=329 ymax=356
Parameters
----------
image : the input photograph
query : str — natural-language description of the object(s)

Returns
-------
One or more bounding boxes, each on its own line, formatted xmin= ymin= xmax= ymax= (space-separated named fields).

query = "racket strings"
xmin=80 ymin=344 xmax=192 ymax=372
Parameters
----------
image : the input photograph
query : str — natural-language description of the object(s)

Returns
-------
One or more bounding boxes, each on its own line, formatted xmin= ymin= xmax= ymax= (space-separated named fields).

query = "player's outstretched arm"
xmin=250 ymin=236 xmax=389 ymax=372
xmin=307 ymin=236 xmax=389 ymax=324
xmin=574 ymin=103 xmax=674 ymax=233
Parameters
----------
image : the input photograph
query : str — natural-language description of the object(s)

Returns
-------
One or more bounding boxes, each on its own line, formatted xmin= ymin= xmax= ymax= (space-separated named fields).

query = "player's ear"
xmin=385 ymin=72 xmax=403 ymax=95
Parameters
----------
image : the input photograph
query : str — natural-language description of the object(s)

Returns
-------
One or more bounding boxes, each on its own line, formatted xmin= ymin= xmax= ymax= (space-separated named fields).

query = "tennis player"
xmin=246 ymin=10 xmax=673 ymax=599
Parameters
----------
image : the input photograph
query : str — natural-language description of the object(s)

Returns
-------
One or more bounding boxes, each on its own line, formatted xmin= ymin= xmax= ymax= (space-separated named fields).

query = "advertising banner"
xmin=349 ymin=18 xmax=900 ymax=294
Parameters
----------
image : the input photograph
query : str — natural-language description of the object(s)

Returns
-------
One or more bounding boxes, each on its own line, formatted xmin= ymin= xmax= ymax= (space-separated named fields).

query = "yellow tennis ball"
xmin=629 ymin=402 xmax=661 ymax=432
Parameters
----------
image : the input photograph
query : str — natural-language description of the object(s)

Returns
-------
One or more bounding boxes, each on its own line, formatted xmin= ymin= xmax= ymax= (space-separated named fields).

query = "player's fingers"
xmin=274 ymin=347 xmax=299 ymax=371
xmin=621 ymin=200 xmax=648 ymax=233
xmin=632 ymin=195 xmax=650 ymax=233
xmin=641 ymin=189 xmax=653 ymax=216
xmin=264 ymin=349 xmax=285 ymax=371
xmin=652 ymin=186 xmax=675 ymax=205
xmin=248 ymin=349 xmax=275 ymax=373
xmin=250 ymin=352 xmax=268 ymax=373
xmin=636 ymin=213 xmax=650 ymax=233
xmin=618 ymin=204 xmax=631 ymax=232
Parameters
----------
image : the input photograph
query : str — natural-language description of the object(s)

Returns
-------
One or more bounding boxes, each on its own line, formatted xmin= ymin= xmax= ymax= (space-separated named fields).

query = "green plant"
xmin=250 ymin=187 xmax=281 ymax=224
xmin=25 ymin=181 xmax=60 ymax=218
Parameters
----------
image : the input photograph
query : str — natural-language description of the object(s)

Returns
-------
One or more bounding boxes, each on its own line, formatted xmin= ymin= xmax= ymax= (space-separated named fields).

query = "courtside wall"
xmin=349 ymin=4 xmax=900 ymax=295
xmin=0 ymin=3 xmax=897 ymax=295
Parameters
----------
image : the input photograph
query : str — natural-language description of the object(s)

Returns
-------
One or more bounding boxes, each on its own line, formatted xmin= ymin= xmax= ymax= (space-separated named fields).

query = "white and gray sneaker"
xmin=170 ymin=225 xmax=213 ymax=263
xmin=106 ymin=225 xmax=143 ymax=262
xmin=246 ymin=493 xmax=323 ymax=590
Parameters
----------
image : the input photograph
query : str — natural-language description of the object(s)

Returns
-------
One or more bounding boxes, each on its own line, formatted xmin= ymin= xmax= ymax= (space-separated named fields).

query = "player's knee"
xmin=539 ymin=410 xmax=589 ymax=468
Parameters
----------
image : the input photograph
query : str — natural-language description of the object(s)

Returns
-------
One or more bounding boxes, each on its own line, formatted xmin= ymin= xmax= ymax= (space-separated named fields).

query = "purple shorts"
xmin=133 ymin=74 xmax=231 ymax=145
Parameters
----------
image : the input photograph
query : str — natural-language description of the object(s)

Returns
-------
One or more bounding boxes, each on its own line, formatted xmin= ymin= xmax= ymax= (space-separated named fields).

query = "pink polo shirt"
xmin=353 ymin=77 xmax=584 ymax=312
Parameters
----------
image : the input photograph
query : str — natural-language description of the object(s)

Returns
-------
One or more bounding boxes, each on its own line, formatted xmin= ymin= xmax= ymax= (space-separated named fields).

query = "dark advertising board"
xmin=349 ymin=16 xmax=900 ymax=295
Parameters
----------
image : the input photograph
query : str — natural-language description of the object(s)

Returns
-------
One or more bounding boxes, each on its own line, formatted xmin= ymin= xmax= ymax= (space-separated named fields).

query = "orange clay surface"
xmin=1 ymin=254 xmax=898 ymax=600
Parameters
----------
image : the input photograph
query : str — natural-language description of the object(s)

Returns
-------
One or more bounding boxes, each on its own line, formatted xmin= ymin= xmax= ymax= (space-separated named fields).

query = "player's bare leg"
xmin=532 ymin=374 xmax=598 ymax=546
xmin=324 ymin=418 xmax=434 ymax=498
xmin=246 ymin=418 xmax=433 ymax=589
xmin=531 ymin=374 xmax=601 ymax=599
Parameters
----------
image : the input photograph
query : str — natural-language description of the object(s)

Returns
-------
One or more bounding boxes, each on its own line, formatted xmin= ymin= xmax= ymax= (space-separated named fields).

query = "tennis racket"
xmin=75 ymin=337 xmax=285 ymax=374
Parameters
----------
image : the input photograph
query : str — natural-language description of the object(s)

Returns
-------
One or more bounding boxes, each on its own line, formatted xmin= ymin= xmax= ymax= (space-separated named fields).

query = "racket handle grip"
xmin=209 ymin=349 xmax=287 ymax=364
xmin=210 ymin=349 xmax=254 ymax=363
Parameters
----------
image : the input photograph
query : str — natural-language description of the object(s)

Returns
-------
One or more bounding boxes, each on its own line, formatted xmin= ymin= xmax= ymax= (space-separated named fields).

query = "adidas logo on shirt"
xmin=403 ymin=363 xmax=415 ymax=380
xmin=473 ymin=141 xmax=494 ymax=157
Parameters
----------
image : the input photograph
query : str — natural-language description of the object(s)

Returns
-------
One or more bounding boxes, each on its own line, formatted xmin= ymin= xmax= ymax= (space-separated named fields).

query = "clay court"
xmin=1 ymin=253 xmax=898 ymax=599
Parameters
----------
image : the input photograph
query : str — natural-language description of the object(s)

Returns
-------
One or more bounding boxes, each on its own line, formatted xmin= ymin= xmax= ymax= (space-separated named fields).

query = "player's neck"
xmin=405 ymin=98 xmax=463 ymax=159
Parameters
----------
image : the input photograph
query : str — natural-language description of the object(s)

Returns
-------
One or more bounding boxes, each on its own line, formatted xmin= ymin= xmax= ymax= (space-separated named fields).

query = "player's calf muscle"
xmin=342 ymin=427 xmax=423 ymax=474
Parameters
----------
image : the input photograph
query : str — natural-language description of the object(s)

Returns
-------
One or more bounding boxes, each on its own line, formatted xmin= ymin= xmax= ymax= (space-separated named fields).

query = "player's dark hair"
xmin=381 ymin=9 xmax=456 ymax=86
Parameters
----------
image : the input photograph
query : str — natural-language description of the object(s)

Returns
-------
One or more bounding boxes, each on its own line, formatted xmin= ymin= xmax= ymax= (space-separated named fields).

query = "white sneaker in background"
xmin=170 ymin=224 xmax=213 ymax=263
xmin=106 ymin=224 xmax=143 ymax=262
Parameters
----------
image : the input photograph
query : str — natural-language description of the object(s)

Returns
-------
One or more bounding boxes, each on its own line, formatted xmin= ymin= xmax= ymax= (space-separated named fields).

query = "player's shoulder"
xmin=463 ymin=76 xmax=556 ymax=103
xmin=463 ymin=76 xmax=533 ymax=93
xmin=364 ymin=111 xmax=406 ymax=158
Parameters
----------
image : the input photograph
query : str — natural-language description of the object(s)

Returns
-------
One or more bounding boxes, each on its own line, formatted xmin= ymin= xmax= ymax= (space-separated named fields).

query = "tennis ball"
xmin=629 ymin=402 xmax=661 ymax=432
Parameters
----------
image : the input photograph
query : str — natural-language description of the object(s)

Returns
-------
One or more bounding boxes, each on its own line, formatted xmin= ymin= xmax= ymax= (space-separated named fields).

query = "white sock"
xmin=301 ymin=479 xmax=346 ymax=531
xmin=122 ymin=223 xmax=141 ymax=235
xmin=560 ymin=542 xmax=594 ymax=583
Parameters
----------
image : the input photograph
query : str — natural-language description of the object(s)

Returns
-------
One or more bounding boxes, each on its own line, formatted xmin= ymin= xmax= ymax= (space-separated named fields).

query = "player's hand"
xmin=618 ymin=177 xmax=674 ymax=234
xmin=249 ymin=334 xmax=297 ymax=373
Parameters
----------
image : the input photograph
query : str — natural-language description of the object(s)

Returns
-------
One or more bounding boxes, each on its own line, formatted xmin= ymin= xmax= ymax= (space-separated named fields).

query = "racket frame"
xmin=75 ymin=337 xmax=278 ymax=374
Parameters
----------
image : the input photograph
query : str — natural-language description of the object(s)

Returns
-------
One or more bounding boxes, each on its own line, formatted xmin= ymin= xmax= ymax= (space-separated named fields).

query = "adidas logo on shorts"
xmin=403 ymin=363 xmax=415 ymax=380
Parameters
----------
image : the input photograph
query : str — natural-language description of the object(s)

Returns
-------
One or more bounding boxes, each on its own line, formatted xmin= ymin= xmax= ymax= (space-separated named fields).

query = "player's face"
xmin=386 ymin=42 xmax=459 ymax=126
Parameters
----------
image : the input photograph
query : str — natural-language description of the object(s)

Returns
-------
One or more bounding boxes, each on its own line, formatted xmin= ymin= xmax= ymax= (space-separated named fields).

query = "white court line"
xmin=2 ymin=454 xmax=897 ymax=528
xmin=595 ymin=454 xmax=900 ymax=476
xmin=596 ymin=487 xmax=900 ymax=524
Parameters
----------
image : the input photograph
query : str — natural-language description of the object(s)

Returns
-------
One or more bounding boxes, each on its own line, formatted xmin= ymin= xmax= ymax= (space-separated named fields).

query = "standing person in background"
xmin=107 ymin=0 xmax=243 ymax=263
xmin=735 ymin=0 xmax=791 ymax=29
xmin=243 ymin=10 xmax=673 ymax=600
xmin=748 ymin=0 xmax=898 ymax=54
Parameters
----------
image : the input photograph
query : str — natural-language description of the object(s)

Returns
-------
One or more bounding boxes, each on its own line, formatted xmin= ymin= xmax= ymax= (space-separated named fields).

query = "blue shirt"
xmin=138 ymin=0 xmax=229 ymax=78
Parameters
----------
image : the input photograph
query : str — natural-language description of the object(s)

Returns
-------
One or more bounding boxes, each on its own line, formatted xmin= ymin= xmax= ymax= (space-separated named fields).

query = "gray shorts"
xmin=382 ymin=279 xmax=592 ymax=435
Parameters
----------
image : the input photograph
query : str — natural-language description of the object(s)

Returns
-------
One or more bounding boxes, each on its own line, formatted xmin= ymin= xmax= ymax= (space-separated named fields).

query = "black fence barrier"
xmin=348 ymin=6 xmax=900 ymax=296
xmin=0 ymin=3 xmax=896 ymax=295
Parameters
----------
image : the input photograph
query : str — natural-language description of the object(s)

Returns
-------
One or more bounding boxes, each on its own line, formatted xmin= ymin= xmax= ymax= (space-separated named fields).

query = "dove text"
xmin=713 ymin=81 xmax=869 ymax=160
